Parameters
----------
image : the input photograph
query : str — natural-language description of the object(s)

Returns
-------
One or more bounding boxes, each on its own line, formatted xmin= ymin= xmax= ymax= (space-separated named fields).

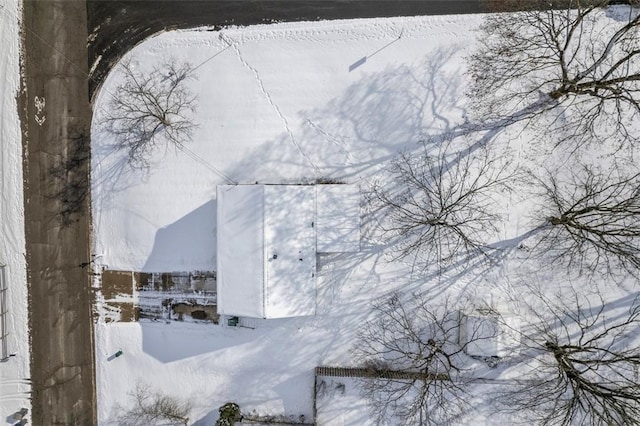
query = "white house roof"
xmin=217 ymin=185 xmax=316 ymax=319
xmin=217 ymin=185 xmax=266 ymax=318
xmin=316 ymin=185 xmax=360 ymax=253
xmin=263 ymin=185 xmax=316 ymax=318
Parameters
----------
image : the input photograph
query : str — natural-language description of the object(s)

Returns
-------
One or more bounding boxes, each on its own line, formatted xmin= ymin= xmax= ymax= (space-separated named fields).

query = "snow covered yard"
xmin=91 ymin=9 xmax=640 ymax=426
xmin=0 ymin=0 xmax=31 ymax=423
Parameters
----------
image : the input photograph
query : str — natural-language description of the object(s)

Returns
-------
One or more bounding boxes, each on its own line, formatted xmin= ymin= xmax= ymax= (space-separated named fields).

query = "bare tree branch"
xmin=496 ymin=285 xmax=640 ymax=425
xmin=114 ymin=382 xmax=191 ymax=426
xmin=353 ymin=293 xmax=499 ymax=425
xmin=529 ymin=162 xmax=640 ymax=274
xmin=370 ymin=138 xmax=512 ymax=271
xmin=468 ymin=1 xmax=640 ymax=147
xmin=102 ymin=57 xmax=198 ymax=169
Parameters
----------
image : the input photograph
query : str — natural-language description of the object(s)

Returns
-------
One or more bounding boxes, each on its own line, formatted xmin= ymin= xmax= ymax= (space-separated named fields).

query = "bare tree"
xmin=103 ymin=58 xmax=198 ymax=168
xmin=529 ymin=162 xmax=640 ymax=274
xmin=468 ymin=0 xmax=640 ymax=146
xmin=370 ymin=139 xmax=512 ymax=271
xmin=353 ymin=293 xmax=498 ymax=425
xmin=114 ymin=382 xmax=191 ymax=426
xmin=496 ymin=285 xmax=640 ymax=425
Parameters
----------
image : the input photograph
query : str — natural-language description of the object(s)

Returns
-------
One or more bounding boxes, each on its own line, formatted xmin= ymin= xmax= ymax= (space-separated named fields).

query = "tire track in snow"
xmin=0 ymin=379 xmax=31 ymax=401
xmin=219 ymin=32 xmax=320 ymax=176
xmin=0 ymin=389 xmax=31 ymax=398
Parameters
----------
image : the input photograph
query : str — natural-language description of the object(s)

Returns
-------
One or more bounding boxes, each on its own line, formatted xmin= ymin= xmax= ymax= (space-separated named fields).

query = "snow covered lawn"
xmin=92 ymin=15 xmax=475 ymax=273
xmin=91 ymin=11 xmax=640 ymax=425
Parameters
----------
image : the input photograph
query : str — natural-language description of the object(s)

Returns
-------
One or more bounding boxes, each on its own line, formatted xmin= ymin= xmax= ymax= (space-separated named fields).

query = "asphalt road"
xmin=21 ymin=1 xmax=96 ymax=424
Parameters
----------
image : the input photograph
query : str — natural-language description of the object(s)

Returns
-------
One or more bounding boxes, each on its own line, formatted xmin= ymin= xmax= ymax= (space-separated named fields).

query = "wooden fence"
xmin=315 ymin=366 xmax=449 ymax=381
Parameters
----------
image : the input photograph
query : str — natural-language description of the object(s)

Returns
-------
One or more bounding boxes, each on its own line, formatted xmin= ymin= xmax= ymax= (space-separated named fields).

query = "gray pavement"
xmin=21 ymin=0 xmax=96 ymax=424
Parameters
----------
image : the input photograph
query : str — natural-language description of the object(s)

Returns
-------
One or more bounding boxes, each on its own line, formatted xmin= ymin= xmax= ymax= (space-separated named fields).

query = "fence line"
xmin=314 ymin=366 xmax=449 ymax=381
xmin=315 ymin=366 xmax=537 ymax=385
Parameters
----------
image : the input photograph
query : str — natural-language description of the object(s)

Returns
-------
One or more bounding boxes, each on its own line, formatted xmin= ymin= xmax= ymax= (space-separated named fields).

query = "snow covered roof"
xmin=459 ymin=311 xmax=521 ymax=358
xmin=217 ymin=184 xmax=361 ymax=318
xmin=217 ymin=185 xmax=317 ymax=319
xmin=316 ymin=185 xmax=360 ymax=253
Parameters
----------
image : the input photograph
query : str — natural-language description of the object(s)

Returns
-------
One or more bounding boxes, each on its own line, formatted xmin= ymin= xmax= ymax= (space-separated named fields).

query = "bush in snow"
xmin=216 ymin=402 xmax=242 ymax=426
xmin=114 ymin=382 xmax=190 ymax=426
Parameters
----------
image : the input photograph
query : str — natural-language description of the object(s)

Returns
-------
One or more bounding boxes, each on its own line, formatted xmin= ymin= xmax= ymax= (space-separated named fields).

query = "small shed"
xmin=216 ymin=184 xmax=360 ymax=319
xmin=459 ymin=309 xmax=521 ymax=359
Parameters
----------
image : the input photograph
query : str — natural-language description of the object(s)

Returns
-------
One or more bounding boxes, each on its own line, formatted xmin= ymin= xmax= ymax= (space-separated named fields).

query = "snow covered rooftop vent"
xmin=217 ymin=185 xmax=317 ymax=319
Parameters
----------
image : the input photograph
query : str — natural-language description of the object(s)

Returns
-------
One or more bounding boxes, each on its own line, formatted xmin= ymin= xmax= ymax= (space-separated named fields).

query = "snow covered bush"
xmin=216 ymin=402 xmax=242 ymax=426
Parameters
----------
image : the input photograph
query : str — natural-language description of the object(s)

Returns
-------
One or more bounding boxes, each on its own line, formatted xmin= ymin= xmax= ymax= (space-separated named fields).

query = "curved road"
xmin=87 ymin=0 xmax=492 ymax=99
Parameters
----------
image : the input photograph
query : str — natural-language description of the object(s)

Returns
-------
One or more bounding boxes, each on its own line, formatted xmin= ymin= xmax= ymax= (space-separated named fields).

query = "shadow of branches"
xmin=48 ymin=129 xmax=90 ymax=226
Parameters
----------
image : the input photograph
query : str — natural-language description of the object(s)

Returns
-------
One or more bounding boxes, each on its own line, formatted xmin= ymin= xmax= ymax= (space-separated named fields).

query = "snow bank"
xmin=0 ymin=0 xmax=31 ymax=422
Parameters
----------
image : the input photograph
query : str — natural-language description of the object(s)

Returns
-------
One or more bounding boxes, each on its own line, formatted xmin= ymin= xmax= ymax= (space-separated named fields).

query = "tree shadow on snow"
xmin=227 ymin=46 xmax=468 ymax=185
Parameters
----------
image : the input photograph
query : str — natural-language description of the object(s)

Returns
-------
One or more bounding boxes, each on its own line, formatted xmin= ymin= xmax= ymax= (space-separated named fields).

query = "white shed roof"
xmin=217 ymin=185 xmax=316 ymax=319
xmin=460 ymin=311 xmax=521 ymax=358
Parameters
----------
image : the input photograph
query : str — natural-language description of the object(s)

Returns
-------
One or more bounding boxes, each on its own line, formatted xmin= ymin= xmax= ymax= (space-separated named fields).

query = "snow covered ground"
xmin=91 ymin=11 xmax=640 ymax=425
xmin=92 ymin=15 xmax=477 ymax=273
xmin=0 ymin=0 xmax=31 ymax=423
